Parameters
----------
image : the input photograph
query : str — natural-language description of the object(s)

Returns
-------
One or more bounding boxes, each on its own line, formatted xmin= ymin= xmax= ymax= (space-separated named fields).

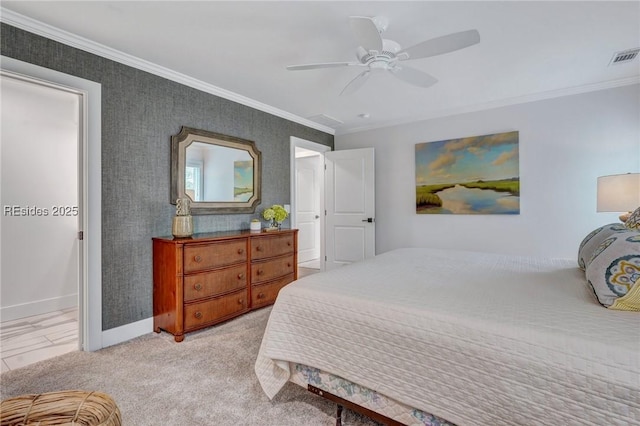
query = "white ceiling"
xmin=3 ymin=1 xmax=639 ymax=135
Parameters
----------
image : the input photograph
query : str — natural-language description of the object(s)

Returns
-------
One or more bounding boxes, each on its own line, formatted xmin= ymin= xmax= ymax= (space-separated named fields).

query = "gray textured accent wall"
xmin=1 ymin=24 xmax=334 ymax=330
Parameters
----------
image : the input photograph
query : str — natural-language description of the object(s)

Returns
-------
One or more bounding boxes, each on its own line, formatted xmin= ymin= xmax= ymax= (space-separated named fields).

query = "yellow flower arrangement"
xmin=262 ymin=204 xmax=288 ymax=228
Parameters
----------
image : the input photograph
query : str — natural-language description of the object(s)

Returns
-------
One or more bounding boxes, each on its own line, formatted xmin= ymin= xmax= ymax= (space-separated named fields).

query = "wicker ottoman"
xmin=0 ymin=390 xmax=121 ymax=426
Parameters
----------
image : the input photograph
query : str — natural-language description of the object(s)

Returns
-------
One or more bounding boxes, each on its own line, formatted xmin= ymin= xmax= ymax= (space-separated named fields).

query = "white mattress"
xmin=255 ymin=247 xmax=640 ymax=425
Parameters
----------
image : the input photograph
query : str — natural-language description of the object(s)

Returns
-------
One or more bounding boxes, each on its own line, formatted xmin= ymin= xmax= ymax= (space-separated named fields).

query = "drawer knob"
xmin=238 ymin=298 xmax=244 ymax=305
xmin=287 ymin=241 xmax=291 ymax=246
xmin=237 ymin=273 xmax=244 ymax=280
xmin=257 ymin=292 xmax=265 ymax=299
xmin=194 ymin=311 xmax=202 ymax=319
xmin=194 ymin=255 xmax=202 ymax=263
xmin=237 ymin=248 xmax=244 ymax=254
xmin=257 ymin=269 xmax=263 ymax=275
xmin=256 ymin=246 xmax=262 ymax=252
xmin=194 ymin=283 xmax=202 ymax=291
xmin=287 ymin=263 xmax=291 ymax=267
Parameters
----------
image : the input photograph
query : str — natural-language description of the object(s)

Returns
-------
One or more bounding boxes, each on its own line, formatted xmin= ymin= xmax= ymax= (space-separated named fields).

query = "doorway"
xmin=290 ymin=139 xmax=376 ymax=274
xmin=290 ymin=137 xmax=331 ymax=274
xmin=0 ymin=57 xmax=102 ymax=365
xmin=0 ymin=72 xmax=82 ymax=370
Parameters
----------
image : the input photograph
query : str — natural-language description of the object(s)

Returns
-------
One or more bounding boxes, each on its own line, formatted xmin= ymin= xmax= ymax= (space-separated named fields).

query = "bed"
xmin=255 ymin=246 xmax=640 ymax=425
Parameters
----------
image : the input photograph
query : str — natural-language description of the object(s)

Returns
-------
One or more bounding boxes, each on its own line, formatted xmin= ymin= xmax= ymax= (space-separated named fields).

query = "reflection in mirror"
xmin=171 ymin=127 xmax=261 ymax=214
xmin=185 ymin=142 xmax=253 ymax=202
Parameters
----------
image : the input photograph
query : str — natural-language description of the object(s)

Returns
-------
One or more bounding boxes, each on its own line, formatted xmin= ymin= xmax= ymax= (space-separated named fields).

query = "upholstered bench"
xmin=0 ymin=390 xmax=121 ymax=426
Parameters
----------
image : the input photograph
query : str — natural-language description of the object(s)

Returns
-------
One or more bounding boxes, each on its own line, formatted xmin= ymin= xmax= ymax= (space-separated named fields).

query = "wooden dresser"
xmin=153 ymin=229 xmax=297 ymax=341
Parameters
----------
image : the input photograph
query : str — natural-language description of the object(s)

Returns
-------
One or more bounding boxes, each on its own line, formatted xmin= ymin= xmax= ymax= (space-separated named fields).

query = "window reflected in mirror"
xmin=185 ymin=161 xmax=203 ymax=201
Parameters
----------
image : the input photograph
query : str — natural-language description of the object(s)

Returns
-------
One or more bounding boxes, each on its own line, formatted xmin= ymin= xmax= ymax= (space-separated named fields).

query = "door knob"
xmin=361 ymin=218 xmax=374 ymax=223
xmin=315 ymin=215 xmax=320 ymax=219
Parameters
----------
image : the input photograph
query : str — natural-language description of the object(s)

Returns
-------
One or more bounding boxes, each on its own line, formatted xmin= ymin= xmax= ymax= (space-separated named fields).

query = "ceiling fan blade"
xmin=287 ymin=62 xmax=356 ymax=71
xmin=340 ymin=69 xmax=371 ymax=96
xmin=349 ymin=16 xmax=383 ymax=52
xmin=389 ymin=65 xmax=438 ymax=88
xmin=399 ymin=29 xmax=480 ymax=60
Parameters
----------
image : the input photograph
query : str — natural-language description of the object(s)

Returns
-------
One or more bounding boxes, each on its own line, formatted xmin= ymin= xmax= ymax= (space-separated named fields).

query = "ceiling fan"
xmin=286 ymin=16 xmax=480 ymax=95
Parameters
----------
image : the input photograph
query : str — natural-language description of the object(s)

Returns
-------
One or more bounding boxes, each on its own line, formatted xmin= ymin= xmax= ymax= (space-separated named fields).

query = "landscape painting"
xmin=416 ymin=131 xmax=520 ymax=214
xmin=233 ymin=160 xmax=254 ymax=201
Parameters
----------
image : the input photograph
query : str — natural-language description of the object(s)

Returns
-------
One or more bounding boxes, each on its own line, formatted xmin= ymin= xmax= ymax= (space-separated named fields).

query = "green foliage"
xmin=262 ymin=204 xmax=288 ymax=222
xmin=463 ymin=180 xmax=520 ymax=195
xmin=416 ymin=185 xmax=448 ymax=207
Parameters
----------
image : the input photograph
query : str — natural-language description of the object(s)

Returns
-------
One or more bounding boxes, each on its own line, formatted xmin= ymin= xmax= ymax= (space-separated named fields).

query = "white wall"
xmin=335 ymin=84 xmax=640 ymax=259
xmin=1 ymin=75 xmax=79 ymax=320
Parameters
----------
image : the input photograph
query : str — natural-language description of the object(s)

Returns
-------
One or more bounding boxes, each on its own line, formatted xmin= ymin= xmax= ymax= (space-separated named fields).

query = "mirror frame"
xmin=170 ymin=126 xmax=262 ymax=214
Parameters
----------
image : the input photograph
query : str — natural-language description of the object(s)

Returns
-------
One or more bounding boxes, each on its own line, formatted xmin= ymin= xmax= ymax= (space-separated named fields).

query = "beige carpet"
xmin=0 ymin=307 xmax=379 ymax=425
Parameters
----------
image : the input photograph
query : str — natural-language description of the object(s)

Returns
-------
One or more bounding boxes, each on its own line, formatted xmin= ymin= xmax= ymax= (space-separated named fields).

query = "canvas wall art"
xmin=233 ymin=160 xmax=254 ymax=201
xmin=415 ymin=131 xmax=520 ymax=214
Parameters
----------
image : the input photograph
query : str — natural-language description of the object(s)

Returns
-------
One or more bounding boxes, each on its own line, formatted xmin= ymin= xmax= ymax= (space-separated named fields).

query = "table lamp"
xmin=597 ymin=173 xmax=640 ymax=222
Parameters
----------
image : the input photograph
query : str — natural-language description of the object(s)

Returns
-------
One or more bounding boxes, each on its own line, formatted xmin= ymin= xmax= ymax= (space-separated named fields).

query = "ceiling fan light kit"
xmin=287 ymin=16 xmax=480 ymax=95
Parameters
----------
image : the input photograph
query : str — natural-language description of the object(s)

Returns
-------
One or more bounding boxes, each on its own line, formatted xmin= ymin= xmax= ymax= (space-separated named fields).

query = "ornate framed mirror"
xmin=170 ymin=127 xmax=261 ymax=214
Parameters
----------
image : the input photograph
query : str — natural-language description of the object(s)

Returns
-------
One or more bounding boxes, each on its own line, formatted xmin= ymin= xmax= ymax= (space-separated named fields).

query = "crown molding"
xmin=0 ymin=8 xmax=335 ymax=136
xmin=336 ymin=75 xmax=640 ymax=135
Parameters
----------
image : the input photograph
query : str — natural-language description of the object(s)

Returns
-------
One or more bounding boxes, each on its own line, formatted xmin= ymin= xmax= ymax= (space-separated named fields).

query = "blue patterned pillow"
xmin=585 ymin=230 xmax=640 ymax=309
xmin=625 ymin=206 xmax=640 ymax=230
xmin=577 ymin=223 xmax=628 ymax=271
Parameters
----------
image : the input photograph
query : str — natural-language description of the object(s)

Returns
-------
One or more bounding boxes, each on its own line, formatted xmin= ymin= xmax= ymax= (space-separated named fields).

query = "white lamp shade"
xmin=597 ymin=173 xmax=640 ymax=212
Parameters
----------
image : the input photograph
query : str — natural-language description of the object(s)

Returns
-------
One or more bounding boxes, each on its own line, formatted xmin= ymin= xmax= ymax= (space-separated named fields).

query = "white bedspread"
xmin=255 ymin=248 xmax=640 ymax=425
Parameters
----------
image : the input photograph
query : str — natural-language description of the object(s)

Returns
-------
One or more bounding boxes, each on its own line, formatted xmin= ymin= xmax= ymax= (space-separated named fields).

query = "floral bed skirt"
xmin=290 ymin=363 xmax=455 ymax=426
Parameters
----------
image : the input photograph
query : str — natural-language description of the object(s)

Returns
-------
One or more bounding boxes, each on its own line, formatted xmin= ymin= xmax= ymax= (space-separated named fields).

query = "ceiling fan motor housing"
xmin=356 ymin=39 xmax=402 ymax=69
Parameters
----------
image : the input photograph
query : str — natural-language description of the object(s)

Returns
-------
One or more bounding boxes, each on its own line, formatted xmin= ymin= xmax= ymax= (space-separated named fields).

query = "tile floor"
xmin=0 ymin=308 xmax=78 ymax=372
xmin=299 ymin=259 xmax=321 ymax=269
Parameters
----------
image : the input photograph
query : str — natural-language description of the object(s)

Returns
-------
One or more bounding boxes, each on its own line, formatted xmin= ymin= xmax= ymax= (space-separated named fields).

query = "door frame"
xmin=290 ymin=137 xmax=331 ymax=271
xmin=1 ymin=56 xmax=103 ymax=351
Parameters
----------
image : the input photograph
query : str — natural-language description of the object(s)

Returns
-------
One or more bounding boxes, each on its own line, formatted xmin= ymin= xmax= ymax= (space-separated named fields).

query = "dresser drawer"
xmin=184 ymin=289 xmax=248 ymax=330
xmin=252 ymin=274 xmax=294 ymax=308
xmin=184 ymin=239 xmax=247 ymax=273
xmin=183 ymin=264 xmax=247 ymax=302
xmin=251 ymin=254 xmax=295 ymax=284
xmin=251 ymin=233 xmax=294 ymax=260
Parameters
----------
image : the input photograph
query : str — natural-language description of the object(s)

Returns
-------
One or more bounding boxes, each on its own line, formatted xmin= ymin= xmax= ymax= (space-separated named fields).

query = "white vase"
xmin=172 ymin=215 xmax=193 ymax=238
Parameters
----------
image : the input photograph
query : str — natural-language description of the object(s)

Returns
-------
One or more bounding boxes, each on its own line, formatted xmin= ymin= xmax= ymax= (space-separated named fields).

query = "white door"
xmin=325 ymin=148 xmax=375 ymax=270
xmin=296 ymin=155 xmax=322 ymax=263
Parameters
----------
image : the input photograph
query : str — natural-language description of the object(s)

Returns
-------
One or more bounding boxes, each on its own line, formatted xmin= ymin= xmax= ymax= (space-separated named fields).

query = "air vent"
xmin=307 ymin=114 xmax=344 ymax=127
xmin=609 ymin=48 xmax=640 ymax=65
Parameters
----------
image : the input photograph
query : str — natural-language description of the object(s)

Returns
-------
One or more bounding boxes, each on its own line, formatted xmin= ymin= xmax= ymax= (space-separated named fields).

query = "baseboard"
xmin=0 ymin=294 xmax=77 ymax=322
xmin=101 ymin=316 xmax=154 ymax=348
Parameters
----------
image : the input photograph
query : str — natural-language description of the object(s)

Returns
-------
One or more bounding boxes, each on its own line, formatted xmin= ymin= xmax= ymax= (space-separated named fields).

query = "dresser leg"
xmin=336 ymin=404 xmax=343 ymax=426
xmin=174 ymin=334 xmax=184 ymax=342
